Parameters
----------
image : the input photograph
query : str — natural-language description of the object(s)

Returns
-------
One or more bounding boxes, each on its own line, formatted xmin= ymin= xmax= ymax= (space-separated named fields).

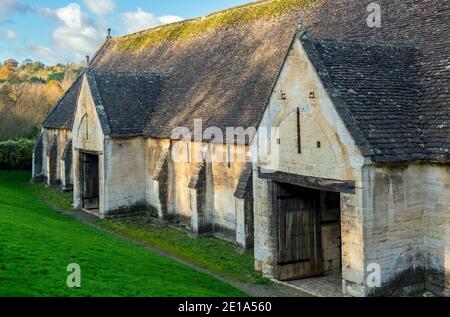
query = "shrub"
xmin=48 ymin=72 xmax=65 ymax=82
xmin=0 ymin=138 xmax=35 ymax=170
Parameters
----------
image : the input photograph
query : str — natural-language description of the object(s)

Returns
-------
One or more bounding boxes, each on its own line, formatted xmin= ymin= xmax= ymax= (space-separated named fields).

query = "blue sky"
xmin=0 ymin=0 xmax=252 ymax=65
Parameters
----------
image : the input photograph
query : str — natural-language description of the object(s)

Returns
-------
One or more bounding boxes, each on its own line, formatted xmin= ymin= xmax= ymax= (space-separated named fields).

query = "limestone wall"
xmin=103 ymin=137 xmax=147 ymax=214
xmin=145 ymin=137 xmax=171 ymax=216
xmin=252 ymin=37 xmax=366 ymax=293
xmin=60 ymin=146 xmax=73 ymax=191
xmin=254 ymin=40 xmax=364 ymax=181
xmin=69 ymin=75 xmax=252 ymax=243
xmin=32 ymin=133 xmax=44 ymax=180
xmin=72 ymin=76 xmax=105 ymax=212
xmin=210 ymin=143 xmax=248 ymax=241
xmin=72 ymin=77 xmax=104 ymax=153
xmin=362 ymin=164 xmax=425 ymax=296
xmin=168 ymin=140 xmax=198 ymax=224
xmin=41 ymin=128 xmax=71 ymax=185
xmin=251 ymin=37 xmax=450 ymax=297
xmin=362 ymin=163 xmax=450 ymax=296
xmin=71 ymin=76 xmax=154 ymax=216
xmin=145 ymin=138 xmax=253 ymax=248
xmin=319 ymin=191 xmax=342 ymax=274
xmin=422 ymin=165 xmax=450 ymax=295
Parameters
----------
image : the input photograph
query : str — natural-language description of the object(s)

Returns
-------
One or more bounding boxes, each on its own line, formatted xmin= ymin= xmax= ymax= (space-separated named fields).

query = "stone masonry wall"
xmin=253 ymin=37 xmax=367 ymax=295
xmin=362 ymin=164 xmax=425 ymax=296
xmin=422 ymin=165 xmax=450 ymax=296
xmin=72 ymin=76 xmax=105 ymax=212
xmin=41 ymin=128 xmax=71 ymax=185
xmin=320 ymin=191 xmax=342 ymax=274
xmin=363 ymin=163 xmax=450 ymax=296
xmin=103 ymin=137 xmax=147 ymax=214
xmin=145 ymin=138 xmax=253 ymax=248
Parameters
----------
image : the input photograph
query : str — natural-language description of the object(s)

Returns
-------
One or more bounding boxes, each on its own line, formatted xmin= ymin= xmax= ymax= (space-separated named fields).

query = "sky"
xmin=0 ymin=0 xmax=253 ymax=65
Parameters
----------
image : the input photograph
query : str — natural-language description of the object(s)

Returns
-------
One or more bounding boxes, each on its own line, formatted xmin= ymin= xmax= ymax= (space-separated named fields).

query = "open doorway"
xmin=79 ymin=152 xmax=99 ymax=211
xmin=47 ymin=137 xmax=59 ymax=185
xmin=276 ymin=182 xmax=342 ymax=281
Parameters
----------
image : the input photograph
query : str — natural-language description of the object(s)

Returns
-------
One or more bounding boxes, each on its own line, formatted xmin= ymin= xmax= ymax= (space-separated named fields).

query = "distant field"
xmin=0 ymin=171 xmax=245 ymax=297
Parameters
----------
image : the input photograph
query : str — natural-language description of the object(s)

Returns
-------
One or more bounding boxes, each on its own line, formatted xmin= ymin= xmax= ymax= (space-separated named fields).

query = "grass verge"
xmin=31 ymin=175 xmax=270 ymax=286
xmin=1 ymin=170 xmax=245 ymax=296
xmin=97 ymin=217 xmax=271 ymax=286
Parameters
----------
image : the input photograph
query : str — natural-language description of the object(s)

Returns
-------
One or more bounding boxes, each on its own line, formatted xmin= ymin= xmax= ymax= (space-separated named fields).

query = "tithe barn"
xmin=33 ymin=0 xmax=450 ymax=296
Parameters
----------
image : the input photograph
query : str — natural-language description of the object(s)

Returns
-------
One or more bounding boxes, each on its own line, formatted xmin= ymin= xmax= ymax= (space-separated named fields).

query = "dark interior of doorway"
xmin=80 ymin=152 xmax=99 ymax=211
xmin=276 ymin=182 xmax=342 ymax=281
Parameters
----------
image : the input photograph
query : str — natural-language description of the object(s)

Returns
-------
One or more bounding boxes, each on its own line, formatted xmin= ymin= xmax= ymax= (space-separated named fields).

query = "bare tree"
xmin=0 ymin=82 xmax=26 ymax=140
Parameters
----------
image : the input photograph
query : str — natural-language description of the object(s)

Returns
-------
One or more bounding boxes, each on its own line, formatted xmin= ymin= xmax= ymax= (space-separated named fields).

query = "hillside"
xmin=0 ymin=59 xmax=84 ymax=141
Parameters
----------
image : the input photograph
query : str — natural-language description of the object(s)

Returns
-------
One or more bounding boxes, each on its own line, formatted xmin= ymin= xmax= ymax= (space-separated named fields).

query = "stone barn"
xmin=33 ymin=0 xmax=450 ymax=296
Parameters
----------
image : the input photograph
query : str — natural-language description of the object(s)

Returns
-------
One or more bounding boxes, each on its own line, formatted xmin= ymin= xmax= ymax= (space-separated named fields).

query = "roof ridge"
xmin=116 ymin=0 xmax=285 ymax=40
xmin=115 ymin=0 xmax=318 ymax=51
xmin=91 ymin=70 xmax=165 ymax=77
xmin=90 ymin=37 xmax=112 ymax=65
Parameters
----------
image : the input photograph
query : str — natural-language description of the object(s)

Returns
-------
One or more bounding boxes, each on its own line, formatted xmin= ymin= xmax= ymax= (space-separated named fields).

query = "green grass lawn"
xmin=29 ymin=174 xmax=270 ymax=287
xmin=97 ymin=218 xmax=270 ymax=285
xmin=0 ymin=171 xmax=245 ymax=297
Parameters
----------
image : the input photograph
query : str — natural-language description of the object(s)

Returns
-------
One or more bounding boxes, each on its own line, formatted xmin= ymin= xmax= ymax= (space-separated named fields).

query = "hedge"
xmin=0 ymin=138 xmax=35 ymax=170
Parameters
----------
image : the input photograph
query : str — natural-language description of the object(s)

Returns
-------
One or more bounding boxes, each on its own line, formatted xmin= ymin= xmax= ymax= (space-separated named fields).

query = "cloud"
xmin=27 ymin=43 xmax=60 ymax=63
xmin=52 ymin=3 xmax=105 ymax=61
xmin=1 ymin=2 xmax=182 ymax=63
xmin=0 ymin=0 xmax=26 ymax=15
xmin=1 ymin=28 xmax=16 ymax=40
xmin=83 ymin=0 xmax=116 ymax=16
xmin=0 ymin=0 xmax=56 ymax=21
xmin=0 ymin=1 xmax=105 ymax=63
xmin=122 ymin=8 xmax=183 ymax=33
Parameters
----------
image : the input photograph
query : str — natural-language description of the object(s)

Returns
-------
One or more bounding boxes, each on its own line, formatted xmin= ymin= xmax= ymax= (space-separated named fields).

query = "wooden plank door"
xmin=81 ymin=153 xmax=99 ymax=210
xmin=277 ymin=184 xmax=322 ymax=280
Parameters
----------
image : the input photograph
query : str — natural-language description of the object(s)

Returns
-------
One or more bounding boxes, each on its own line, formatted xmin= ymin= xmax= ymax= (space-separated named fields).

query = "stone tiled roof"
xmin=42 ymin=75 xmax=82 ymax=129
xmin=302 ymin=35 xmax=425 ymax=162
xmin=300 ymin=0 xmax=450 ymax=162
xmin=86 ymin=70 xmax=166 ymax=137
xmin=91 ymin=16 xmax=298 ymax=140
xmin=42 ymin=0 xmax=449 ymax=162
xmin=42 ymin=38 xmax=112 ymax=130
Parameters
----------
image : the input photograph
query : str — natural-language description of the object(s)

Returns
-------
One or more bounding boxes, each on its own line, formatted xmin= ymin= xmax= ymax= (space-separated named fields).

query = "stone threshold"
xmin=82 ymin=208 xmax=104 ymax=219
xmin=269 ymin=273 xmax=346 ymax=297
xmin=81 ymin=208 xmax=149 ymax=220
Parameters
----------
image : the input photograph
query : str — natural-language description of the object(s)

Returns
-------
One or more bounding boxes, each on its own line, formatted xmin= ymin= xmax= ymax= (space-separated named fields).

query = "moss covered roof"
xmin=44 ymin=0 xmax=450 ymax=162
xmin=92 ymin=9 xmax=300 ymax=141
xmin=117 ymin=0 xmax=318 ymax=51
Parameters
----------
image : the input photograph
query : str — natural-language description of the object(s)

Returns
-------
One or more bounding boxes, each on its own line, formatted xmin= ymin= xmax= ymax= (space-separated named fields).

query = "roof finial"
xmin=297 ymin=19 xmax=307 ymax=36
xmin=107 ymin=28 xmax=112 ymax=38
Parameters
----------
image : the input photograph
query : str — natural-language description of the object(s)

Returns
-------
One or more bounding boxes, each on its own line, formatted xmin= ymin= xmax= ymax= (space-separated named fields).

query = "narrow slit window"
xmin=297 ymin=107 xmax=301 ymax=154
xmin=227 ymin=145 xmax=232 ymax=168
xmin=85 ymin=115 xmax=89 ymax=140
xmin=186 ymin=142 xmax=190 ymax=163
